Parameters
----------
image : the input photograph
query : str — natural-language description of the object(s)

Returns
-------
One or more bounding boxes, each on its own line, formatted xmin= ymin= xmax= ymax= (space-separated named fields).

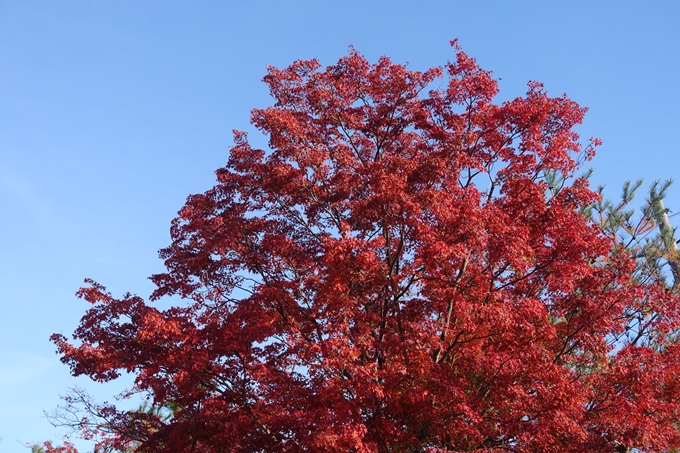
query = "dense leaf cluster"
xmin=48 ymin=43 xmax=680 ymax=453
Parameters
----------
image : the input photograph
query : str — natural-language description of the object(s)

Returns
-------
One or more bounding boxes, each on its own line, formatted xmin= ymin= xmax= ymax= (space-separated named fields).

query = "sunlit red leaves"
xmin=52 ymin=43 xmax=680 ymax=452
xmin=40 ymin=441 xmax=79 ymax=453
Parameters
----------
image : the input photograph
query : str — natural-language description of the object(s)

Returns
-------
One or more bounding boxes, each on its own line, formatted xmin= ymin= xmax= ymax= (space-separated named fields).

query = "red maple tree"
xmin=50 ymin=42 xmax=680 ymax=453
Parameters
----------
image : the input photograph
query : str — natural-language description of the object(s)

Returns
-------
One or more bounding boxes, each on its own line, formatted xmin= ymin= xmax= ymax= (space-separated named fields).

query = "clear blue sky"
xmin=1 ymin=1 xmax=678 ymax=450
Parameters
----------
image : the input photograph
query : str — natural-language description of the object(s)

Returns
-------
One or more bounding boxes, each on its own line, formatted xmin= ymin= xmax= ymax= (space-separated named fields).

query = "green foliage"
xmin=30 ymin=444 xmax=46 ymax=453
xmin=589 ymin=177 xmax=678 ymax=289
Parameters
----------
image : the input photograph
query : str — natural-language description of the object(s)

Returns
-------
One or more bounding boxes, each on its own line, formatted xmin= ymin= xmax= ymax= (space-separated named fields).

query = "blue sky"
xmin=0 ymin=1 xmax=678 ymax=450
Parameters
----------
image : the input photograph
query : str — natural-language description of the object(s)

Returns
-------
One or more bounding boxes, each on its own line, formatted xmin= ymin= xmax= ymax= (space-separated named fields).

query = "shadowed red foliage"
xmin=50 ymin=42 xmax=680 ymax=453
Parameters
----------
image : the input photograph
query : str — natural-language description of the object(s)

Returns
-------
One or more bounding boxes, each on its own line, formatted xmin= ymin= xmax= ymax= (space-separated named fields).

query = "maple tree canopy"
xmin=49 ymin=42 xmax=680 ymax=453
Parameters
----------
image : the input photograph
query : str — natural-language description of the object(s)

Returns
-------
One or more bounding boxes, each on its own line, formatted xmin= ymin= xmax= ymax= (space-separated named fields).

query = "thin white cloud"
xmin=0 ymin=351 xmax=55 ymax=385
xmin=0 ymin=162 xmax=65 ymax=232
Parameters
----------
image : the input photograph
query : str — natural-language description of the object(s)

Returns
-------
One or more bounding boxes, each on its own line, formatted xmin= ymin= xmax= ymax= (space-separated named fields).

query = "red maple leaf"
xmin=51 ymin=42 xmax=680 ymax=453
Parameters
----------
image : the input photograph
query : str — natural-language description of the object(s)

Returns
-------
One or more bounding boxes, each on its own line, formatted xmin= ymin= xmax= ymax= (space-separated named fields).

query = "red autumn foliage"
xmin=38 ymin=441 xmax=79 ymax=453
xmin=51 ymin=42 xmax=680 ymax=452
